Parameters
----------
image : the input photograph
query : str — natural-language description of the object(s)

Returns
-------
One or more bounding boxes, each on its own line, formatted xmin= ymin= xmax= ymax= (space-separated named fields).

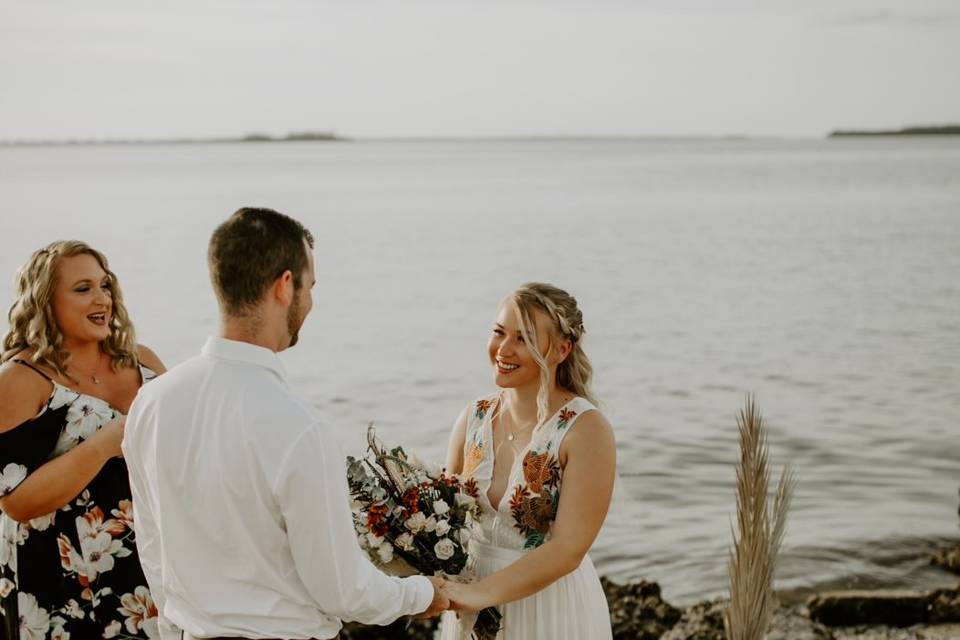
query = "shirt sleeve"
xmin=123 ymin=401 xmax=181 ymax=640
xmin=272 ymin=422 xmax=434 ymax=625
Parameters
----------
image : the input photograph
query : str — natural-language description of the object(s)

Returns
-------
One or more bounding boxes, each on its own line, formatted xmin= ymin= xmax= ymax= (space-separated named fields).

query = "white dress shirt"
xmin=124 ymin=337 xmax=433 ymax=640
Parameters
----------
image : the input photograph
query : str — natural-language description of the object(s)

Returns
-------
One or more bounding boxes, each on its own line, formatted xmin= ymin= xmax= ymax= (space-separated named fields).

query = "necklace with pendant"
xmin=75 ymin=352 xmax=105 ymax=385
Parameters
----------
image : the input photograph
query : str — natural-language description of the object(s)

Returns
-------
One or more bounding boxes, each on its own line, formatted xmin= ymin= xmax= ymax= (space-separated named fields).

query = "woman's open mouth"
xmin=496 ymin=359 xmax=519 ymax=374
xmin=87 ymin=312 xmax=108 ymax=326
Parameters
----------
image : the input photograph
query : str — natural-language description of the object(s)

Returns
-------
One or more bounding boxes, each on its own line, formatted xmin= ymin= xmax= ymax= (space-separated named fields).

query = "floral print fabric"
xmin=0 ymin=367 xmax=160 ymax=640
xmin=461 ymin=394 xmax=594 ymax=551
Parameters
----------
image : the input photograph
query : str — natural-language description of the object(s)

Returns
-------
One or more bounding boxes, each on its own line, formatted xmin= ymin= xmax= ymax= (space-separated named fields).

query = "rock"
xmin=931 ymin=543 xmax=960 ymax=575
xmin=600 ymin=576 xmax=682 ymax=640
xmin=766 ymin=603 xmax=832 ymax=640
xmin=926 ymin=586 xmax=960 ymax=623
xmin=661 ymin=599 xmax=831 ymax=640
xmin=808 ymin=590 xmax=928 ymax=626
xmin=659 ymin=599 xmax=726 ymax=640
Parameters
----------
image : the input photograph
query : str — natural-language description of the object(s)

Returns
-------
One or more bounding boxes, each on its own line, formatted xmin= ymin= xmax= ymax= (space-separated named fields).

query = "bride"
xmin=439 ymin=282 xmax=615 ymax=639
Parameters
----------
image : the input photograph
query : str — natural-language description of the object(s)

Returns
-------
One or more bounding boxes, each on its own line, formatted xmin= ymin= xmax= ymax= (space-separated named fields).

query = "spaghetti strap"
xmin=11 ymin=358 xmax=54 ymax=383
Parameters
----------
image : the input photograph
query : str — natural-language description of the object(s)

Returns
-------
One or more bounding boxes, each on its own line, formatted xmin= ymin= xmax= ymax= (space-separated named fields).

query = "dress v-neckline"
xmin=483 ymin=394 xmax=577 ymax=513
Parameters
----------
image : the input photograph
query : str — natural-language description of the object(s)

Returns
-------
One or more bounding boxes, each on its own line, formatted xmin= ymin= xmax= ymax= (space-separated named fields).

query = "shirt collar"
xmin=201 ymin=336 xmax=288 ymax=383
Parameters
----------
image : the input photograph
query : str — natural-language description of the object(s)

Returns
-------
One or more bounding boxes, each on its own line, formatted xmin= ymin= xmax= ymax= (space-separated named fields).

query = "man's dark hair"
xmin=208 ymin=207 xmax=315 ymax=316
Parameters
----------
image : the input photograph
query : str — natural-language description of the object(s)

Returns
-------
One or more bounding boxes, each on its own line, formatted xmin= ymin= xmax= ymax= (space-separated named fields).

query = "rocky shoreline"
xmin=340 ymin=541 xmax=960 ymax=639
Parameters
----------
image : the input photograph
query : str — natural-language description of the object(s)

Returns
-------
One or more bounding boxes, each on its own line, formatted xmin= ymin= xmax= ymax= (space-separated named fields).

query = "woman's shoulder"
xmin=558 ymin=402 xmax=614 ymax=451
xmin=136 ymin=344 xmax=166 ymax=375
xmin=0 ymin=354 xmax=55 ymax=433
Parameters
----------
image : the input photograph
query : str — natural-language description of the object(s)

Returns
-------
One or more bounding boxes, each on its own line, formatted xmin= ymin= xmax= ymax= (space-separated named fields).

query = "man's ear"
xmin=273 ymin=270 xmax=295 ymax=306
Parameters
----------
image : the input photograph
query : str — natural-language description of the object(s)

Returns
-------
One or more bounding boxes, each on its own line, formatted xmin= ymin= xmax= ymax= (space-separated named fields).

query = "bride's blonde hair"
xmin=2 ymin=241 xmax=138 ymax=379
xmin=506 ymin=282 xmax=597 ymax=425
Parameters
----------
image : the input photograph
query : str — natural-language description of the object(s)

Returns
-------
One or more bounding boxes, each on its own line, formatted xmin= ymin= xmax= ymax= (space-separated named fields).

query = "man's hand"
xmin=413 ymin=575 xmax=450 ymax=619
xmin=440 ymin=581 xmax=490 ymax=613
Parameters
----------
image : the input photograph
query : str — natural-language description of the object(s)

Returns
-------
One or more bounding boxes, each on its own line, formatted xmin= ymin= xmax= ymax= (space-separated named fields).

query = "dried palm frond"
xmin=724 ymin=397 xmax=796 ymax=640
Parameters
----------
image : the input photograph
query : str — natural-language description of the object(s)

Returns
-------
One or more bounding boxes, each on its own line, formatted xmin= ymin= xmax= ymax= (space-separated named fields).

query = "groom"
xmin=124 ymin=208 xmax=447 ymax=640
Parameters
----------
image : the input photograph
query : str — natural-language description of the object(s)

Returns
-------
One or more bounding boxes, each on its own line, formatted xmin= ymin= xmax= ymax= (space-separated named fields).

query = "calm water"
xmin=2 ymin=138 xmax=958 ymax=604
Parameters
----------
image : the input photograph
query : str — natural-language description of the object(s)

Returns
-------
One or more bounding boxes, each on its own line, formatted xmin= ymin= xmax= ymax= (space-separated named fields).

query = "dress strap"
xmin=11 ymin=358 xmax=54 ymax=383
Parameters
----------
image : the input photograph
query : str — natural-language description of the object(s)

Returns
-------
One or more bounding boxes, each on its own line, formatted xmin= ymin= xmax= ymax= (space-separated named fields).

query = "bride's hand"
xmin=441 ymin=581 xmax=492 ymax=613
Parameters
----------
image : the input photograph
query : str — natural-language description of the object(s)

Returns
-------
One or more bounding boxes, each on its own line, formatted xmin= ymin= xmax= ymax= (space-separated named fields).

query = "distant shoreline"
xmin=0 ymin=131 xmax=348 ymax=148
xmin=829 ymin=125 xmax=960 ymax=137
xmin=3 ymin=127 xmax=959 ymax=147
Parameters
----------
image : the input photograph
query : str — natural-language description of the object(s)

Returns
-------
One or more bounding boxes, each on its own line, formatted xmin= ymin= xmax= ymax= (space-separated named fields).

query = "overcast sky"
xmin=2 ymin=0 xmax=958 ymax=139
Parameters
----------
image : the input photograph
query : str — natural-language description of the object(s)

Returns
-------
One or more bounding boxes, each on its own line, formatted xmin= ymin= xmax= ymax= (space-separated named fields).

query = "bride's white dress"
xmin=438 ymin=394 xmax=612 ymax=640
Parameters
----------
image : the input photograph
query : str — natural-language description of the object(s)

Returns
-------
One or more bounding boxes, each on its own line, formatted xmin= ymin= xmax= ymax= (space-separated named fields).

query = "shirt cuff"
xmin=406 ymin=575 xmax=435 ymax=616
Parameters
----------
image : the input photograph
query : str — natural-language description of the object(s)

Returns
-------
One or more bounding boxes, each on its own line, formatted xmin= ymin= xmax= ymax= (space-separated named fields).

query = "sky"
xmin=1 ymin=0 xmax=958 ymax=139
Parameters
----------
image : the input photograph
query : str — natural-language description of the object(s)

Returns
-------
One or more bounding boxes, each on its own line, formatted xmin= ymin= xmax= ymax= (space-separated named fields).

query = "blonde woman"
xmin=0 ymin=241 xmax=165 ymax=640
xmin=439 ymin=283 xmax=615 ymax=639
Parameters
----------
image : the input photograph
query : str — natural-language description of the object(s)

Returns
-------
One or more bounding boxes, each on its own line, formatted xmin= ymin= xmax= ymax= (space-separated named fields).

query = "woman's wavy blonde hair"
xmin=506 ymin=282 xmax=598 ymax=425
xmin=2 ymin=241 xmax=138 ymax=380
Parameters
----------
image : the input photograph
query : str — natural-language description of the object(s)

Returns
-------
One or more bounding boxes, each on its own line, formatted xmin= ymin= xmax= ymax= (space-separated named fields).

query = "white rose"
xmin=366 ymin=532 xmax=383 ymax=548
xmin=435 ymin=520 xmax=451 ymax=536
xmin=395 ymin=532 xmax=415 ymax=551
xmin=377 ymin=542 xmax=394 ymax=564
xmin=433 ymin=499 xmax=450 ymax=516
xmin=405 ymin=512 xmax=427 ymax=533
xmin=458 ymin=528 xmax=471 ymax=545
xmin=434 ymin=538 xmax=457 ymax=561
xmin=455 ymin=493 xmax=476 ymax=509
xmin=424 ymin=516 xmax=438 ymax=533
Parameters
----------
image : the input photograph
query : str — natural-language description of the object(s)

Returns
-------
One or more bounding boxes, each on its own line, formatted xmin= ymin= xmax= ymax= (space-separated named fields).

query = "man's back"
xmin=125 ymin=337 xmax=432 ymax=639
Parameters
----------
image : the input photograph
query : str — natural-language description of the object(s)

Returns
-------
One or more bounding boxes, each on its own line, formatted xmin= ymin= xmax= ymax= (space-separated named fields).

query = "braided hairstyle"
xmin=507 ymin=282 xmax=597 ymax=425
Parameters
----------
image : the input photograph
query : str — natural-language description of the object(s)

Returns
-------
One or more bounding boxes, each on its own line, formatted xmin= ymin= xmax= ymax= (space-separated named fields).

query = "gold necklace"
xmin=493 ymin=400 xmax=537 ymax=443
xmin=73 ymin=352 xmax=105 ymax=385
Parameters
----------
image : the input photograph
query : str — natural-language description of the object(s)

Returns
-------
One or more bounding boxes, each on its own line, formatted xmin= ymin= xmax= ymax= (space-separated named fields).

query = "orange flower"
xmin=509 ymin=488 xmax=556 ymax=537
xmin=558 ymin=408 xmax=577 ymax=425
xmin=463 ymin=477 xmax=480 ymax=499
xmin=462 ymin=443 xmax=484 ymax=478
xmin=475 ymin=399 xmax=493 ymax=419
xmin=522 ymin=451 xmax=559 ymax=493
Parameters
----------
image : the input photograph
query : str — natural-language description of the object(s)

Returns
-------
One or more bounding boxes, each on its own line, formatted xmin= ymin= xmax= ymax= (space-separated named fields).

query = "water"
xmin=2 ymin=137 xmax=958 ymax=604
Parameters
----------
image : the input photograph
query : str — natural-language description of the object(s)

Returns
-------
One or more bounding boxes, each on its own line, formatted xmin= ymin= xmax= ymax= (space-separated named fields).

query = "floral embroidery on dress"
xmin=557 ymin=408 xmax=577 ymax=430
xmin=509 ymin=449 xmax=562 ymax=549
xmin=474 ymin=398 xmax=494 ymax=420
xmin=521 ymin=451 xmax=560 ymax=494
xmin=462 ymin=442 xmax=484 ymax=479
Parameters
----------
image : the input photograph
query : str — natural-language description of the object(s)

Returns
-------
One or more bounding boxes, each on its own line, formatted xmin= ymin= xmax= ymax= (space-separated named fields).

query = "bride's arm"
xmin=444 ymin=410 xmax=616 ymax=609
xmin=444 ymin=406 xmax=469 ymax=474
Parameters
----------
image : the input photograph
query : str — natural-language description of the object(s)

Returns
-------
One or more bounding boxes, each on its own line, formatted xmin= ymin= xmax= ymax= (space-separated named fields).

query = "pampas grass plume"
xmin=724 ymin=396 xmax=796 ymax=640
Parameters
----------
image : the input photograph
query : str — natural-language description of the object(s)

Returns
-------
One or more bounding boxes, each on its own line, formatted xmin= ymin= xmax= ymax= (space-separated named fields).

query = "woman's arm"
xmin=0 ymin=359 xmax=127 ymax=523
xmin=0 ymin=420 xmax=123 ymax=521
xmin=444 ymin=410 xmax=616 ymax=609
xmin=444 ymin=406 xmax=469 ymax=474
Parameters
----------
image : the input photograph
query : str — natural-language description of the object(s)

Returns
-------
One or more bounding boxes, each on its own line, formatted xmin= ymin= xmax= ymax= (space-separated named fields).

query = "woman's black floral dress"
xmin=0 ymin=362 xmax=160 ymax=640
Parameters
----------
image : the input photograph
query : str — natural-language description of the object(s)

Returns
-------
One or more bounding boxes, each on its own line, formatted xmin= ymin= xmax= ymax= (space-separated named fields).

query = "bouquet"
xmin=347 ymin=425 xmax=502 ymax=639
